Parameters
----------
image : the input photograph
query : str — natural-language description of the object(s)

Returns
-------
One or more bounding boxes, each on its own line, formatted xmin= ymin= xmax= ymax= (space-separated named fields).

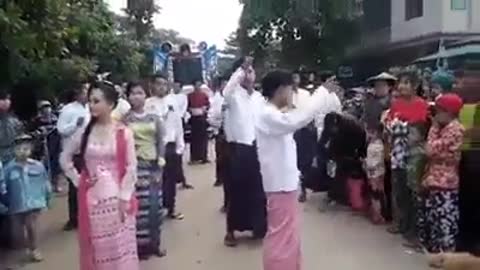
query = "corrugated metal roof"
xmin=414 ymin=44 xmax=480 ymax=63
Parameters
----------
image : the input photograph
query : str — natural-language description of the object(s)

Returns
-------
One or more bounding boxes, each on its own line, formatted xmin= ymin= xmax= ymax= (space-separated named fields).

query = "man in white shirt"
xmin=145 ymin=74 xmax=186 ymax=219
xmin=171 ymin=82 xmax=189 ymax=122
xmin=57 ymin=81 xmax=90 ymax=230
xmin=208 ymin=77 xmax=228 ymax=187
xmin=310 ymin=75 xmax=343 ymax=203
xmin=208 ymin=77 xmax=233 ymax=211
xmin=256 ymin=70 xmax=331 ymax=270
xmin=222 ymin=57 xmax=267 ymax=246
xmin=291 ymin=71 xmax=318 ymax=203
xmin=169 ymin=83 xmax=194 ymax=189
xmin=313 ymin=84 xmax=342 ymax=138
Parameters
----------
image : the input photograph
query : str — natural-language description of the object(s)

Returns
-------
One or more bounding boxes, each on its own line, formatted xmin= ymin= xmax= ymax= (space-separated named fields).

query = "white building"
xmin=344 ymin=0 xmax=480 ymax=83
xmin=391 ymin=0 xmax=480 ymax=43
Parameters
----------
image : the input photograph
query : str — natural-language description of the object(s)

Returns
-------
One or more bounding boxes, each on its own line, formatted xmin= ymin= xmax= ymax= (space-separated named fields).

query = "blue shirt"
xmin=0 ymin=159 xmax=50 ymax=214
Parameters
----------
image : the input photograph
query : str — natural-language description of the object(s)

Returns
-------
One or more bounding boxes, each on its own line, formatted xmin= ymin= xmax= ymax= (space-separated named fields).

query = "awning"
xmin=414 ymin=44 xmax=480 ymax=63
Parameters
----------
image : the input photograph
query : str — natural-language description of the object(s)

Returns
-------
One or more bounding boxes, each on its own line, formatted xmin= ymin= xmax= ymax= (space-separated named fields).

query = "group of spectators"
xmin=302 ymin=69 xmax=480 ymax=258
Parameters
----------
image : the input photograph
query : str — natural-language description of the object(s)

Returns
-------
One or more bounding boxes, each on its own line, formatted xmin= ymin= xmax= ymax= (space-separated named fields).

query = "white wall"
xmin=442 ymin=0 xmax=468 ymax=32
xmin=470 ymin=0 xmax=480 ymax=31
xmin=390 ymin=0 xmax=443 ymax=43
xmin=390 ymin=0 xmax=480 ymax=43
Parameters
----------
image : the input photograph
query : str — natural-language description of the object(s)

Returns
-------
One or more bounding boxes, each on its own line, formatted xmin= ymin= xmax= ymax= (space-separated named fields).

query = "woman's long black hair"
xmin=79 ymin=81 xmax=118 ymax=168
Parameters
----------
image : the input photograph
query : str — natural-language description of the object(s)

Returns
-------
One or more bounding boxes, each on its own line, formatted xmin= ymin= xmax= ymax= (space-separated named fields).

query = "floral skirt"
xmin=417 ymin=190 xmax=459 ymax=253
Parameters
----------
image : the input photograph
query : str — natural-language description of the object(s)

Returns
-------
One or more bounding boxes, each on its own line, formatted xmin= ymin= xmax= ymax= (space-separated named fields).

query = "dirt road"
xmin=19 ymin=160 xmax=428 ymax=270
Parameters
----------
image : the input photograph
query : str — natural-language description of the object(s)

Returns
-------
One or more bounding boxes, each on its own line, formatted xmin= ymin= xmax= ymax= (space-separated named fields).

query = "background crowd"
xmin=296 ymin=68 xmax=480 ymax=260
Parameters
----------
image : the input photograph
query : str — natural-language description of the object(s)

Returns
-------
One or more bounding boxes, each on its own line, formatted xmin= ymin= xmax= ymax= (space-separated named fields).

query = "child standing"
xmin=365 ymin=124 xmax=386 ymax=224
xmin=418 ymin=93 xmax=465 ymax=253
xmin=0 ymin=134 xmax=50 ymax=267
xmin=387 ymin=71 xmax=429 ymax=247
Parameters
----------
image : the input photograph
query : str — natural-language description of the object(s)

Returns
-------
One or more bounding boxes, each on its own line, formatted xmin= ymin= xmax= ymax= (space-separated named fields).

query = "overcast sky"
xmin=106 ymin=0 xmax=243 ymax=48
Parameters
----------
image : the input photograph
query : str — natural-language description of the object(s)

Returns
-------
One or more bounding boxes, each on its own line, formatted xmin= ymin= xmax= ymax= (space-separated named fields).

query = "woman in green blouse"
xmin=123 ymin=82 xmax=166 ymax=260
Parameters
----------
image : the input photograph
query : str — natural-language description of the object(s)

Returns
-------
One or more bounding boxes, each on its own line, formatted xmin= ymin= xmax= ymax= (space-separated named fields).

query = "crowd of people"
xmin=207 ymin=58 xmax=480 ymax=269
xmin=0 ymin=55 xmax=479 ymax=270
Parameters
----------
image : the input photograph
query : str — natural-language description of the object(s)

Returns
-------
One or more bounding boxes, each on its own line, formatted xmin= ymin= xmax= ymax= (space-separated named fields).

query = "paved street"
xmin=19 ymin=156 xmax=429 ymax=270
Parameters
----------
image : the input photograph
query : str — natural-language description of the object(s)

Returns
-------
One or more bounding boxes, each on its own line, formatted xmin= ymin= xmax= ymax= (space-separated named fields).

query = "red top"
xmin=188 ymin=90 xmax=210 ymax=109
xmin=389 ymin=96 xmax=429 ymax=124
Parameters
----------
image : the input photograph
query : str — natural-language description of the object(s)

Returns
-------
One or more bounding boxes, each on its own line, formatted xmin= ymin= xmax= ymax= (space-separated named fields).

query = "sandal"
xmin=154 ymin=249 xmax=167 ymax=258
xmin=298 ymin=193 xmax=307 ymax=203
xmin=402 ymin=242 xmax=424 ymax=253
xmin=168 ymin=212 xmax=185 ymax=220
xmin=427 ymin=253 xmax=445 ymax=269
xmin=138 ymin=254 xmax=151 ymax=261
xmin=387 ymin=226 xmax=401 ymax=234
xmin=224 ymin=234 xmax=238 ymax=247
xmin=181 ymin=184 xmax=194 ymax=190
xmin=30 ymin=249 xmax=44 ymax=263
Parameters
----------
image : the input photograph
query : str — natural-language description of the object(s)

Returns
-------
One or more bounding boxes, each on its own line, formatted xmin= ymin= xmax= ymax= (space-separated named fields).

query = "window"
xmin=451 ymin=0 xmax=467 ymax=10
xmin=405 ymin=0 xmax=424 ymax=20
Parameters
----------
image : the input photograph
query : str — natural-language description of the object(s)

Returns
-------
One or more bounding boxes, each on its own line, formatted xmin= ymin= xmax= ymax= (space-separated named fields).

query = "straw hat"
xmin=14 ymin=134 xmax=34 ymax=145
xmin=367 ymin=72 xmax=398 ymax=84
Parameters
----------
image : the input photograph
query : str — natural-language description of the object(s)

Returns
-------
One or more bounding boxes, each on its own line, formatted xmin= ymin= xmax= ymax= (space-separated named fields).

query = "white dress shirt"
xmin=292 ymin=88 xmax=311 ymax=108
xmin=57 ymin=101 xmax=90 ymax=149
xmin=145 ymin=95 xmax=185 ymax=154
xmin=256 ymin=87 xmax=329 ymax=193
xmin=223 ymin=68 xmax=265 ymax=145
xmin=223 ymin=108 xmax=232 ymax=142
xmin=207 ymin=91 xmax=225 ymax=135
xmin=314 ymin=87 xmax=342 ymax=138
xmin=171 ymin=92 xmax=189 ymax=121
xmin=111 ymin=98 xmax=131 ymax=121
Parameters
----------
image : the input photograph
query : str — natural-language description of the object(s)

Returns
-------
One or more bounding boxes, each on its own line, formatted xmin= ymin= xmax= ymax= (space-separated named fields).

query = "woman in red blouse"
xmin=188 ymin=80 xmax=210 ymax=164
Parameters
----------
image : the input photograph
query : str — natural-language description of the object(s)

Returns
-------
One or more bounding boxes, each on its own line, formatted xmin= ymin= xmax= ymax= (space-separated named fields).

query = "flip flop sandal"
xmin=387 ymin=226 xmax=401 ymax=234
xmin=224 ymin=235 xmax=238 ymax=247
xmin=168 ymin=212 xmax=185 ymax=220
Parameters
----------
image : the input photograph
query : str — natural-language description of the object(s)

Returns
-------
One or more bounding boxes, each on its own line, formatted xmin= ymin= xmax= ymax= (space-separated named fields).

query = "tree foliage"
xmin=0 ymin=0 xmax=146 ymax=97
xmin=0 ymin=0 xmax=195 ymax=100
xmin=237 ymin=0 xmax=360 ymax=72
xmin=125 ymin=0 xmax=159 ymax=41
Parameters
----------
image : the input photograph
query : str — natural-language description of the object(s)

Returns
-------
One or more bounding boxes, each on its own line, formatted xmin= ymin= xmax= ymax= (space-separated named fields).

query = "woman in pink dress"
xmin=60 ymin=81 xmax=139 ymax=270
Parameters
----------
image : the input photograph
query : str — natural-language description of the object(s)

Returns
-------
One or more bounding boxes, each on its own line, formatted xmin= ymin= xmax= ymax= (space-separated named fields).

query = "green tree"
xmin=125 ymin=0 xmax=159 ymax=41
xmin=237 ymin=0 xmax=360 ymax=72
xmin=0 ymin=0 xmax=148 ymax=98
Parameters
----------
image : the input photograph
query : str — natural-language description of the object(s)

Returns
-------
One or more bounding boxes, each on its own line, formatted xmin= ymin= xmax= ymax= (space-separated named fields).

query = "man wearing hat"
xmin=363 ymin=72 xmax=397 ymax=129
xmin=31 ymin=100 xmax=61 ymax=192
xmin=418 ymin=93 xmax=464 ymax=253
xmin=363 ymin=72 xmax=396 ymax=222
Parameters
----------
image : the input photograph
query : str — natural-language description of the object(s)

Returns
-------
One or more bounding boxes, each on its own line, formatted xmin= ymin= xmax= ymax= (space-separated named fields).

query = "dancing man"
xmin=222 ymin=57 xmax=267 ymax=246
xmin=256 ymin=70 xmax=329 ymax=270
